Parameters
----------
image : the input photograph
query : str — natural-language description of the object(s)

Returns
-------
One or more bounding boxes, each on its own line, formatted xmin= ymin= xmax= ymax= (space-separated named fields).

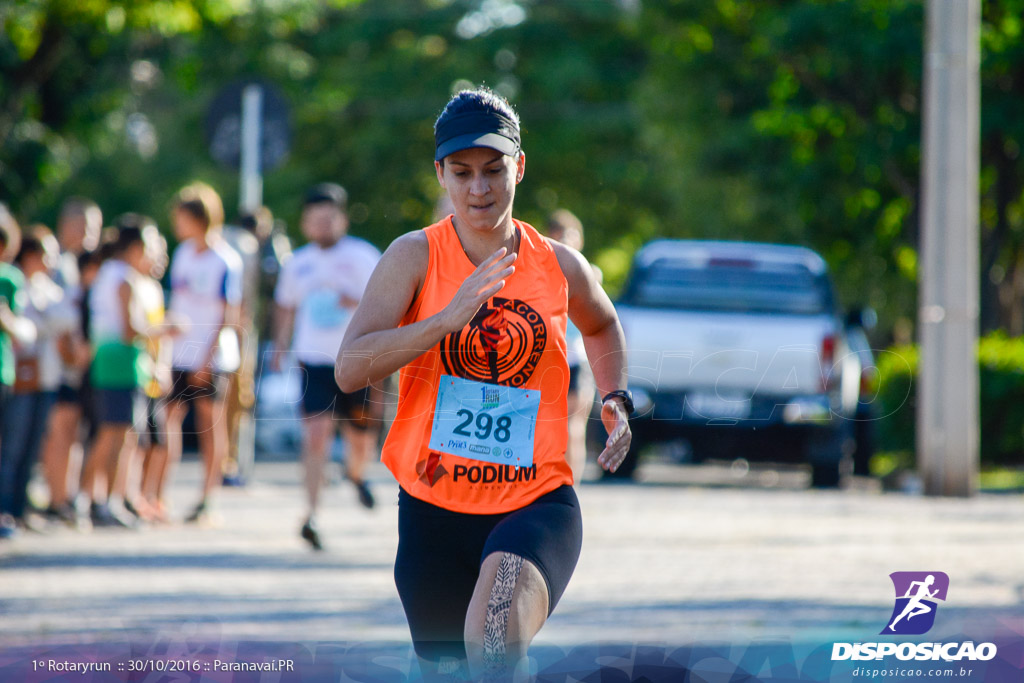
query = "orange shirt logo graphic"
xmin=440 ymin=297 xmax=547 ymax=387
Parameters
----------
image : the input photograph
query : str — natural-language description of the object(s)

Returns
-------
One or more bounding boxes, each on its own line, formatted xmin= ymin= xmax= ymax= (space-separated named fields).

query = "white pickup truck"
xmin=609 ymin=240 xmax=863 ymax=487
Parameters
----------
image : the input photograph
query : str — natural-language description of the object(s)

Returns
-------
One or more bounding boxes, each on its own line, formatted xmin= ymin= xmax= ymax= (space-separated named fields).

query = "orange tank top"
xmin=381 ymin=216 xmax=572 ymax=514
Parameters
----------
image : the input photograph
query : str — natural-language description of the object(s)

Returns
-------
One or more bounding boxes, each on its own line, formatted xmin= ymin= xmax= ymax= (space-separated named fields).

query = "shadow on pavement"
xmin=0 ymin=551 xmax=390 ymax=572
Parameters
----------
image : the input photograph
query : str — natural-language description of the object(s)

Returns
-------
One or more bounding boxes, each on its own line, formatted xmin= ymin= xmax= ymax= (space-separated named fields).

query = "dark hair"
xmin=109 ymin=213 xmax=154 ymax=256
xmin=436 ymin=88 xmax=519 ymax=133
xmin=303 ymin=183 xmax=348 ymax=210
xmin=14 ymin=235 xmax=44 ymax=265
xmin=434 ymin=88 xmax=521 ymax=165
xmin=78 ymin=249 xmax=103 ymax=273
xmin=97 ymin=227 xmax=121 ymax=262
xmin=174 ymin=182 xmax=224 ymax=230
xmin=115 ymin=228 xmax=143 ymax=253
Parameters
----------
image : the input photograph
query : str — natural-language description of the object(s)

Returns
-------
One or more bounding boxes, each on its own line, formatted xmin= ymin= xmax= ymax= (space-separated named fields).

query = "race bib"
xmin=306 ymin=289 xmax=351 ymax=329
xmin=430 ymin=374 xmax=540 ymax=468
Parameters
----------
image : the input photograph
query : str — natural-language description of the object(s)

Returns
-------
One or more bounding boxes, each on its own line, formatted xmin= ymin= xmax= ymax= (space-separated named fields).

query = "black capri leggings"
xmin=394 ymin=485 xmax=583 ymax=663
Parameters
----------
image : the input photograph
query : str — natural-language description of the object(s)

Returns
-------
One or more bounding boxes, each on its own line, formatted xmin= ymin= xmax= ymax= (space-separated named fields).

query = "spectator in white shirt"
xmin=165 ymin=183 xmax=242 ymax=524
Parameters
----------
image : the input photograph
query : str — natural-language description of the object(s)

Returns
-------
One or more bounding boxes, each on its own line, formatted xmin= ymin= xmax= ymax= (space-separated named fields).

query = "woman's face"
xmin=173 ymin=207 xmax=205 ymax=242
xmin=435 ymin=146 xmax=525 ymax=235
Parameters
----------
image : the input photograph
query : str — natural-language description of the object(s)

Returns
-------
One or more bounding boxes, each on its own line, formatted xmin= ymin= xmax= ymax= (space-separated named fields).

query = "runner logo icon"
xmin=441 ymin=297 xmax=547 ymax=387
xmin=882 ymin=571 xmax=949 ymax=635
xmin=832 ymin=571 xmax=996 ymax=662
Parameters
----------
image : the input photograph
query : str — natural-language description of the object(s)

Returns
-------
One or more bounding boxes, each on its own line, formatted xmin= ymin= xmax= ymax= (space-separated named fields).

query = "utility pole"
xmin=239 ymin=84 xmax=264 ymax=213
xmin=917 ymin=0 xmax=980 ymax=497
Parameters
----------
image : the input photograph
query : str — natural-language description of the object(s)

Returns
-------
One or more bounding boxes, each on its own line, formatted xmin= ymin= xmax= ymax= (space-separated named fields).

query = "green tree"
xmin=635 ymin=0 xmax=1024 ymax=339
xmin=635 ymin=0 xmax=924 ymax=339
xmin=8 ymin=0 xmax=1024 ymax=345
xmin=3 ymin=0 xmax=656 ymax=274
xmin=1 ymin=1 xmax=249 ymax=219
xmin=979 ymin=1 xmax=1024 ymax=334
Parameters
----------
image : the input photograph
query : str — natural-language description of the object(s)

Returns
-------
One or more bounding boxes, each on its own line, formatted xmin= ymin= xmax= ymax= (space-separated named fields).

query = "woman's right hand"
xmin=441 ymin=247 xmax=516 ymax=332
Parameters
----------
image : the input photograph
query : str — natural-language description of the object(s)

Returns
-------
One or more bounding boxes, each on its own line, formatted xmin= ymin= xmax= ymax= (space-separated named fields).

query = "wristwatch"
xmin=602 ymin=389 xmax=635 ymax=416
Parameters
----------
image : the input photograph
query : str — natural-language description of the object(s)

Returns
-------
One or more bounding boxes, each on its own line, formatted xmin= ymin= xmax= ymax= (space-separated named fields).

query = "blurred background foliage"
xmin=875 ymin=333 xmax=1024 ymax=468
xmin=3 ymin=0 xmax=1024 ymax=344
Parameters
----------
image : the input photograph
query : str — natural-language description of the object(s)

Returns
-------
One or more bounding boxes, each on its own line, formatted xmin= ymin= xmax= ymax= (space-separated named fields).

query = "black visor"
xmin=434 ymin=110 xmax=520 ymax=161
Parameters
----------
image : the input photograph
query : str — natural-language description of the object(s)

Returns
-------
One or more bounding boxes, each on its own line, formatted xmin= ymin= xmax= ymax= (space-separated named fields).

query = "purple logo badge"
xmin=882 ymin=571 xmax=949 ymax=635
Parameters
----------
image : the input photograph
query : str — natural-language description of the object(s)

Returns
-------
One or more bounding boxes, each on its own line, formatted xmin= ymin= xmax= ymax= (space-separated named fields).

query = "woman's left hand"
xmin=597 ymin=398 xmax=632 ymax=472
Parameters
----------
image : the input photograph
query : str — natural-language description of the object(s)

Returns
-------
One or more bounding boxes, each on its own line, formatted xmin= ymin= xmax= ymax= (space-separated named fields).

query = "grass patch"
xmin=979 ymin=468 xmax=1024 ymax=492
xmin=870 ymin=451 xmax=914 ymax=478
xmin=871 ymin=451 xmax=1024 ymax=492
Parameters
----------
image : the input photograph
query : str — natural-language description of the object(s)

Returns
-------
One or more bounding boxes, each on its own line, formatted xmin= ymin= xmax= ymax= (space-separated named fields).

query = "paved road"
xmin=1 ymin=457 xmax=1022 ymax=652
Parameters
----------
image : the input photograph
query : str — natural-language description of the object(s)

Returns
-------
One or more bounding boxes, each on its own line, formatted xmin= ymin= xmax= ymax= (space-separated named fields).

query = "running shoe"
xmin=184 ymin=500 xmax=208 ymax=524
xmin=185 ymin=500 xmax=224 ymax=527
xmin=351 ymin=479 xmax=375 ymax=509
xmin=300 ymin=518 xmax=323 ymax=551
xmin=47 ymin=503 xmax=79 ymax=527
xmin=90 ymin=503 xmax=136 ymax=529
xmin=0 ymin=514 xmax=17 ymax=539
xmin=121 ymin=499 xmax=145 ymax=523
xmin=221 ymin=473 xmax=246 ymax=487
xmin=127 ymin=497 xmax=165 ymax=523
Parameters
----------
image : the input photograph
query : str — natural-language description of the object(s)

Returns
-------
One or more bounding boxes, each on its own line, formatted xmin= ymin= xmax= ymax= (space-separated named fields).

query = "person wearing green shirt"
xmin=79 ymin=222 xmax=151 ymax=528
xmin=0 ymin=204 xmax=38 ymax=539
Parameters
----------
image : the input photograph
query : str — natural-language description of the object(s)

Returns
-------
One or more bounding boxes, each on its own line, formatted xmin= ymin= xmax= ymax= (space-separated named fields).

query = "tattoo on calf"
xmin=483 ymin=553 xmax=525 ymax=673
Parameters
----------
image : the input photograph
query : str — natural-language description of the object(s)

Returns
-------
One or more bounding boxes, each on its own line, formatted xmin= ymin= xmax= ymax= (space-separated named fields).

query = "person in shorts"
xmin=165 ymin=182 xmax=242 ymax=523
xmin=273 ymin=183 xmax=382 ymax=550
xmin=99 ymin=215 xmax=172 ymax=524
xmin=40 ymin=198 xmax=103 ymax=525
xmin=80 ymin=223 xmax=151 ymax=528
xmin=335 ymin=88 xmax=633 ymax=680
xmin=128 ymin=222 xmax=175 ymax=522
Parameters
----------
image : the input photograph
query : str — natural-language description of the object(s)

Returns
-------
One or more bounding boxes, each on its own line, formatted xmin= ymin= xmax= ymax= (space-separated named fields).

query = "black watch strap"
xmin=602 ymin=389 xmax=635 ymax=416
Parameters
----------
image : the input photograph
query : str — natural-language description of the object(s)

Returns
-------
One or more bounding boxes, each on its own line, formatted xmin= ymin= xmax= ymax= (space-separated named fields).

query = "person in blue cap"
xmin=336 ymin=87 xmax=634 ymax=681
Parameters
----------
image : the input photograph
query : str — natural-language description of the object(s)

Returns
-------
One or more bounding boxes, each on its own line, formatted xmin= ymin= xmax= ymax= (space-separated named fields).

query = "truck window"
xmin=628 ymin=260 xmax=829 ymax=315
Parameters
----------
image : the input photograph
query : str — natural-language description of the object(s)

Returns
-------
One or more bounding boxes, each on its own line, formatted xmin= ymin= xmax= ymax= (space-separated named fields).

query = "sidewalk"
xmin=1 ymin=458 xmax=1022 ymax=649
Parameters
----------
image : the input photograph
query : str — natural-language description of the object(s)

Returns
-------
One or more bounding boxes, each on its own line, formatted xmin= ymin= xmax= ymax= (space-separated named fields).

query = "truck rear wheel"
xmin=805 ymin=426 xmax=851 ymax=489
xmin=810 ymin=462 xmax=841 ymax=488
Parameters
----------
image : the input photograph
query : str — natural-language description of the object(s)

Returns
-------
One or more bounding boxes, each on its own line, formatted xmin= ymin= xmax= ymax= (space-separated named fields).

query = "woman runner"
xmin=336 ymin=88 xmax=633 ymax=680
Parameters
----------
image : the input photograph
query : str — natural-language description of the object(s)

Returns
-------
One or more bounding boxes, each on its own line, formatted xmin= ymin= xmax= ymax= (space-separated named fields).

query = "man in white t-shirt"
xmin=273 ymin=183 xmax=382 ymax=550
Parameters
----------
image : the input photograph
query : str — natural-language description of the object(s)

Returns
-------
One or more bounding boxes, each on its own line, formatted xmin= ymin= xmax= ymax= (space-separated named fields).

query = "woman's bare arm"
xmin=335 ymin=232 xmax=516 ymax=392
xmin=552 ymin=241 xmax=632 ymax=472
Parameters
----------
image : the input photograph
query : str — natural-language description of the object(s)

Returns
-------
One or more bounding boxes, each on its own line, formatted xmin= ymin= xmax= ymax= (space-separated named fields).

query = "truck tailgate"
xmin=617 ymin=305 xmax=836 ymax=397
